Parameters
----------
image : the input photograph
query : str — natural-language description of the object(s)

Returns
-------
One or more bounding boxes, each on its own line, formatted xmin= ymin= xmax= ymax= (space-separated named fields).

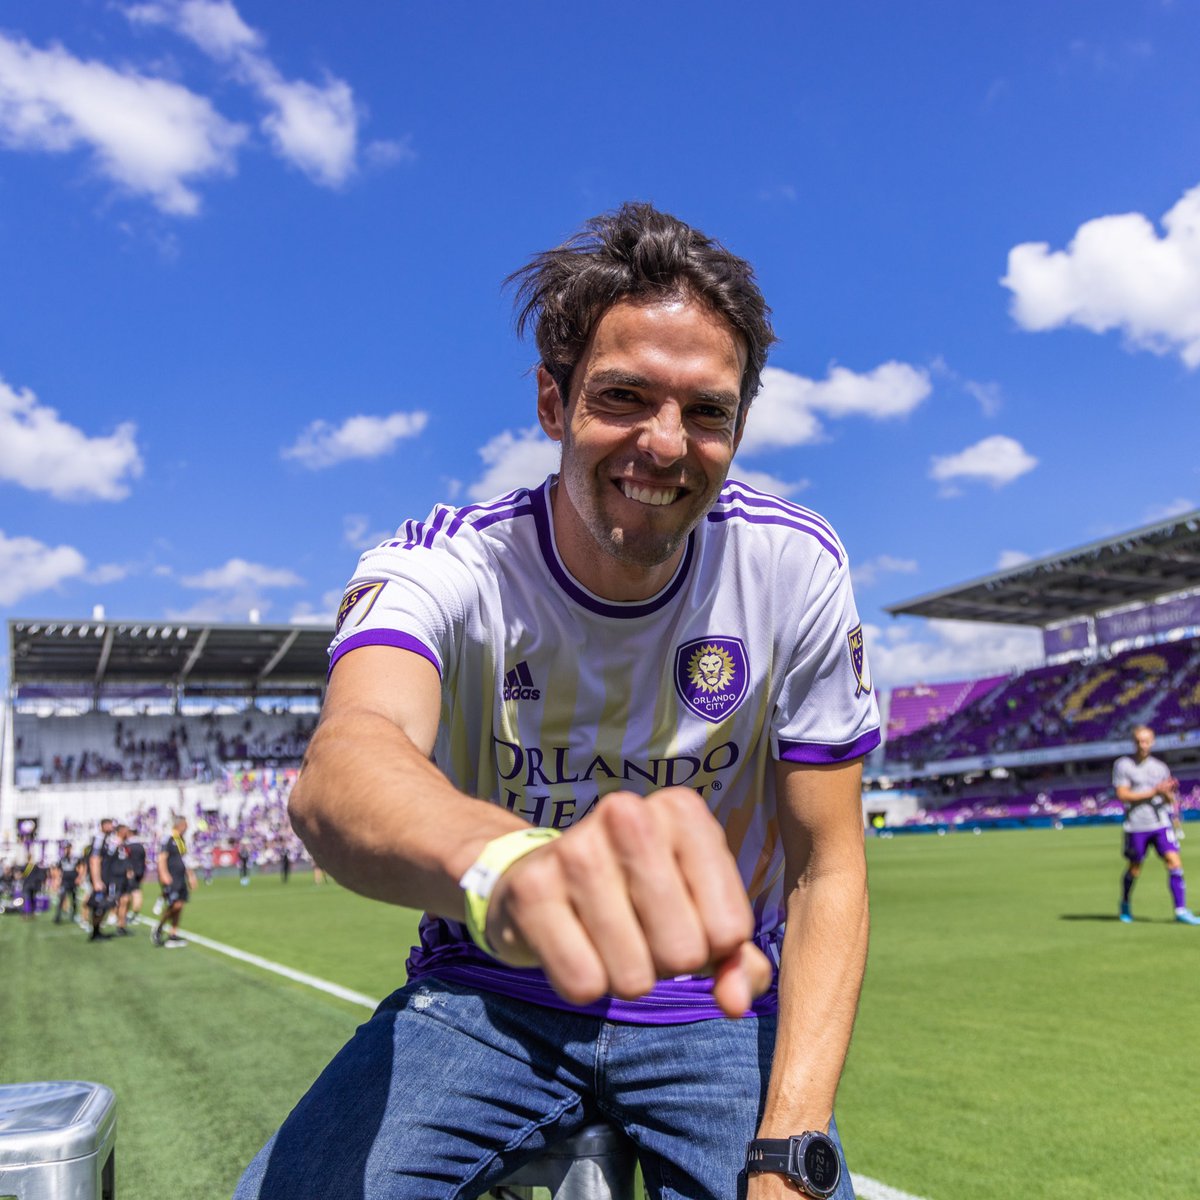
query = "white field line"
xmin=134 ymin=916 xmax=379 ymax=1009
xmin=852 ymin=1174 xmax=933 ymax=1200
xmin=136 ymin=918 xmax=933 ymax=1200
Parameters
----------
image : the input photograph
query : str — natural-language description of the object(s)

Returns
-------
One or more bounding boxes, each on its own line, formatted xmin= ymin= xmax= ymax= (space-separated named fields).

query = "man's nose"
xmin=637 ymin=402 xmax=686 ymax=463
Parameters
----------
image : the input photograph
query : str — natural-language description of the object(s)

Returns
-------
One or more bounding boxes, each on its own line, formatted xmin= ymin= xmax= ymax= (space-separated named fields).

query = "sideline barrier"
xmin=488 ymin=1122 xmax=637 ymax=1200
xmin=0 ymin=1082 xmax=116 ymax=1199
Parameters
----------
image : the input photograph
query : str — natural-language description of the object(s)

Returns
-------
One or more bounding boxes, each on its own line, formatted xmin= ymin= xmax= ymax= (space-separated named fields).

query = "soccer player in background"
xmin=1114 ymin=724 xmax=1200 ymax=925
xmin=87 ymin=817 xmax=116 ymax=942
xmin=236 ymin=203 xmax=879 ymax=1200
xmin=112 ymin=823 xmax=134 ymax=936
xmin=54 ymin=842 xmax=81 ymax=925
xmin=126 ymin=833 xmax=147 ymax=924
xmin=153 ymin=815 xmax=197 ymax=947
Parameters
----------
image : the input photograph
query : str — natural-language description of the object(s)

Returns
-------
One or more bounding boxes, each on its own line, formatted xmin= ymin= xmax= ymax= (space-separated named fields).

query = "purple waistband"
xmin=406 ymin=943 xmax=779 ymax=1025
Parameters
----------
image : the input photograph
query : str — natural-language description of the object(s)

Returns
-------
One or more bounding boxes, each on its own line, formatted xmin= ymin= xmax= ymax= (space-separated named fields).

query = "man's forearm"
xmin=757 ymin=863 xmax=869 ymax=1136
xmin=288 ymin=709 xmax=526 ymax=917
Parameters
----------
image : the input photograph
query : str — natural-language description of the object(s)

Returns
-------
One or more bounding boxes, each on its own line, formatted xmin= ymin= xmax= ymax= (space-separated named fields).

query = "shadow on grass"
xmin=1059 ymin=913 xmax=1123 ymax=922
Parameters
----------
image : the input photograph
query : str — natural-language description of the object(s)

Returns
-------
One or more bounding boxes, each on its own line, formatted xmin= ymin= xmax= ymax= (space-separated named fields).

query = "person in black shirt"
xmin=87 ymin=818 xmax=116 ymax=941
xmin=54 ymin=844 xmax=82 ymax=925
xmin=153 ymin=816 xmax=197 ymax=947
xmin=126 ymin=836 xmax=147 ymax=923
xmin=112 ymin=824 xmax=134 ymax=936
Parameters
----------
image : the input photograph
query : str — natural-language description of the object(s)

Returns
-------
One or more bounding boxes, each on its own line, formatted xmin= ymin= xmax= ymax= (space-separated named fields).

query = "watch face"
xmin=802 ymin=1136 xmax=840 ymax=1194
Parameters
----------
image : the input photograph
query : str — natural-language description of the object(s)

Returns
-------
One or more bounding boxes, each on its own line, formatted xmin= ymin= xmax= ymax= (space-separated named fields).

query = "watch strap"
xmin=745 ymin=1138 xmax=793 ymax=1174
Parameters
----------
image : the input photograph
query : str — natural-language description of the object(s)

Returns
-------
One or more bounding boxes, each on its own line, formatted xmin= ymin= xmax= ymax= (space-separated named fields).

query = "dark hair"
xmin=508 ymin=202 xmax=775 ymax=412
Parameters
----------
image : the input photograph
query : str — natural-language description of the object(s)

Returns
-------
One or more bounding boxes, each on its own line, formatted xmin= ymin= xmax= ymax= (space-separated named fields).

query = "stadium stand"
xmin=873 ymin=510 xmax=1200 ymax=832
xmin=1 ymin=619 xmax=329 ymax=872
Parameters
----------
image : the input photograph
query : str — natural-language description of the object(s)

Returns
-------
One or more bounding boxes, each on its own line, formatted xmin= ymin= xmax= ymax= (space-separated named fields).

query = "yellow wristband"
xmin=458 ymin=827 xmax=561 ymax=955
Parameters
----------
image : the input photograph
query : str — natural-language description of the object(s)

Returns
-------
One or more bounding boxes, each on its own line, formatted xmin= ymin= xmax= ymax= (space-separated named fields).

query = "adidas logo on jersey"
xmin=503 ymin=661 xmax=540 ymax=701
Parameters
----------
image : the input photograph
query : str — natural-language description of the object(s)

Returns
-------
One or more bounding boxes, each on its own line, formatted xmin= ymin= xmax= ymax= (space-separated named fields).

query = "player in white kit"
xmin=1114 ymin=724 xmax=1200 ymax=925
xmin=236 ymin=203 xmax=880 ymax=1200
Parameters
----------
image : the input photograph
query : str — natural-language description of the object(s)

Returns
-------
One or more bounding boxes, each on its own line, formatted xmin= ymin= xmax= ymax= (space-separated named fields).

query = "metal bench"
xmin=0 ymin=1081 xmax=117 ymax=1199
xmin=487 ymin=1121 xmax=637 ymax=1200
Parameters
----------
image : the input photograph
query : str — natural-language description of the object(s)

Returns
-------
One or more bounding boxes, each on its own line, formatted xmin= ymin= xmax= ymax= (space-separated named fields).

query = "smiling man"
xmin=235 ymin=203 xmax=881 ymax=1200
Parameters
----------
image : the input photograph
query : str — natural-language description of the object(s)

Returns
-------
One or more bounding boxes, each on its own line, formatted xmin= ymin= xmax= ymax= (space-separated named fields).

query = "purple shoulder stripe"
xmin=708 ymin=507 xmax=844 ymax=566
xmin=778 ymin=729 xmax=881 ymax=764
xmin=328 ymin=629 xmax=442 ymax=679
xmin=718 ymin=481 xmax=844 ymax=551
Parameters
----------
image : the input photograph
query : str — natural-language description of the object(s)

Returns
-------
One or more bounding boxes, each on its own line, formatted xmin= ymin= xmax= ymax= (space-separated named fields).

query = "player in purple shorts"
xmin=1114 ymin=725 xmax=1200 ymax=925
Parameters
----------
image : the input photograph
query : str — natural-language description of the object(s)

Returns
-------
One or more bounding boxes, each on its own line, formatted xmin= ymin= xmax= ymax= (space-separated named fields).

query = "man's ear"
xmin=536 ymin=365 xmax=566 ymax=443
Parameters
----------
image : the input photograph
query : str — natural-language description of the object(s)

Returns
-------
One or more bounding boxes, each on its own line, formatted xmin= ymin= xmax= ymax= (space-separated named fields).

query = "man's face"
xmin=538 ymin=295 xmax=746 ymax=600
xmin=1134 ymin=728 xmax=1155 ymax=757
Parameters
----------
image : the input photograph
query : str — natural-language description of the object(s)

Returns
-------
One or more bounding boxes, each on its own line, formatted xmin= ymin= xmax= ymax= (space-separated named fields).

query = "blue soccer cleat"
xmin=1174 ymin=908 xmax=1200 ymax=926
xmin=1119 ymin=902 xmax=1133 ymax=924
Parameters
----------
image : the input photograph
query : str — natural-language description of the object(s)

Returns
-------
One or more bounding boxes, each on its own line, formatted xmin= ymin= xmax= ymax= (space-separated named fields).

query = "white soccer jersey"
xmin=1113 ymin=754 xmax=1173 ymax=832
xmin=331 ymin=475 xmax=880 ymax=1022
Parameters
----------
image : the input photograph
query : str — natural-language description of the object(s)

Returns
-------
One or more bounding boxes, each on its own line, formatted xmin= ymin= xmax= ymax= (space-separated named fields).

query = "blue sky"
xmin=2 ymin=0 xmax=1199 ymax=693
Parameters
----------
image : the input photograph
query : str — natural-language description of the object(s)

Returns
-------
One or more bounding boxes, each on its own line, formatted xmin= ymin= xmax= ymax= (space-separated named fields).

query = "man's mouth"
xmin=619 ymin=481 xmax=682 ymax=507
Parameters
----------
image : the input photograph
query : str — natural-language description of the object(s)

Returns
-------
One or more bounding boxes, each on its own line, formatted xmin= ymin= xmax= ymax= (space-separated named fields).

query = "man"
xmin=126 ymin=833 xmax=148 ymax=922
xmin=19 ymin=850 xmax=45 ymax=920
xmin=1115 ymin=724 xmax=1200 ymax=925
xmin=112 ymin=824 xmax=135 ymax=936
xmin=153 ymin=816 xmax=197 ymax=947
xmin=236 ymin=203 xmax=879 ymax=1200
xmin=87 ymin=817 xmax=117 ymax=942
xmin=54 ymin=843 xmax=81 ymax=925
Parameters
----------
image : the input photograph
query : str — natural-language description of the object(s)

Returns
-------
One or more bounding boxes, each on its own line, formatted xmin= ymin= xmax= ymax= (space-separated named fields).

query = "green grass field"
xmin=4 ymin=825 xmax=1198 ymax=1199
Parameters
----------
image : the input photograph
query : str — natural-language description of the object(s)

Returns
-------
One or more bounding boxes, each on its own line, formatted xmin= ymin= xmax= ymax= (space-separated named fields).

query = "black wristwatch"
xmin=746 ymin=1132 xmax=841 ymax=1197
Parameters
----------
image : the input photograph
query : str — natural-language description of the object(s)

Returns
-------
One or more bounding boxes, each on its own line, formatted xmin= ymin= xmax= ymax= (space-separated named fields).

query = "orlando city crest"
xmin=847 ymin=624 xmax=871 ymax=698
xmin=674 ymin=637 xmax=749 ymax=724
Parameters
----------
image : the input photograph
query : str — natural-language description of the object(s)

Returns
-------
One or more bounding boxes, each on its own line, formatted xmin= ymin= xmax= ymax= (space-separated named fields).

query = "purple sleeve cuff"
xmin=328 ymin=630 xmax=443 ymax=679
xmin=777 ymin=728 xmax=881 ymax=764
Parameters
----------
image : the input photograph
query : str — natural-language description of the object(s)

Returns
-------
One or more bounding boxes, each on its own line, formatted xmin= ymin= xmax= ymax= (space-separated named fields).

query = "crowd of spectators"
xmin=886 ymin=636 xmax=1200 ymax=766
xmin=15 ymin=711 xmax=318 ymax=787
xmin=901 ymin=777 xmax=1200 ymax=829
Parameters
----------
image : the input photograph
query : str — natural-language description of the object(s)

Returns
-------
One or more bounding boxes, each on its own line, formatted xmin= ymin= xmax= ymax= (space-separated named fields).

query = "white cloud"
xmin=0 ymin=31 xmax=245 ymax=215
xmin=996 ymin=549 xmax=1033 ymax=570
xmin=852 ymin=555 xmax=919 ymax=589
xmin=342 ymin=513 xmax=394 ymax=550
xmin=1144 ymin=498 xmax=1197 ymax=523
xmin=866 ymin=619 xmax=1043 ymax=694
xmin=170 ymin=556 xmax=303 ymax=621
xmin=180 ymin=558 xmax=303 ymax=590
xmin=468 ymin=426 xmax=561 ymax=501
xmin=282 ymin=411 xmax=428 ymax=470
xmin=963 ymin=379 xmax=1003 ymax=417
xmin=0 ymin=377 xmax=144 ymax=501
xmin=738 ymin=362 xmax=931 ymax=456
xmin=0 ymin=530 xmax=88 ymax=605
xmin=730 ymin=468 xmax=809 ymax=498
xmin=85 ymin=563 xmax=131 ymax=585
xmin=929 ymin=435 xmax=1037 ymax=493
xmin=1003 ymin=182 xmax=1200 ymax=367
xmin=127 ymin=0 xmax=363 ymax=187
xmin=290 ymin=588 xmax=343 ymax=626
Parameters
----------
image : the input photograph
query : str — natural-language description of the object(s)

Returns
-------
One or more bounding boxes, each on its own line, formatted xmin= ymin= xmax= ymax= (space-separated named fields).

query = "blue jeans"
xmin=234 ymin=977 xmax=855 ymax=1200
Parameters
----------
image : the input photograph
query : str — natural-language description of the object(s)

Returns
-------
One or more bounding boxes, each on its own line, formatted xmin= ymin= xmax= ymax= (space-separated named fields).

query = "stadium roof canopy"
xmin=885 ymin=509 xmax=1200 ymax=627
xmin=7 ymin=618 xmax=335 ymax=693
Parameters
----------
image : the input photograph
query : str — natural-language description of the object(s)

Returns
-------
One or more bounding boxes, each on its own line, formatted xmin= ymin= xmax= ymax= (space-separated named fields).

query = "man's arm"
xmin=89 ymin=847 xmax=103 ymax=891
xmin=289 ymin=644 xmax=770 ymax=1016
xmin=752 ymin=758 xmax=868 ymax=1188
